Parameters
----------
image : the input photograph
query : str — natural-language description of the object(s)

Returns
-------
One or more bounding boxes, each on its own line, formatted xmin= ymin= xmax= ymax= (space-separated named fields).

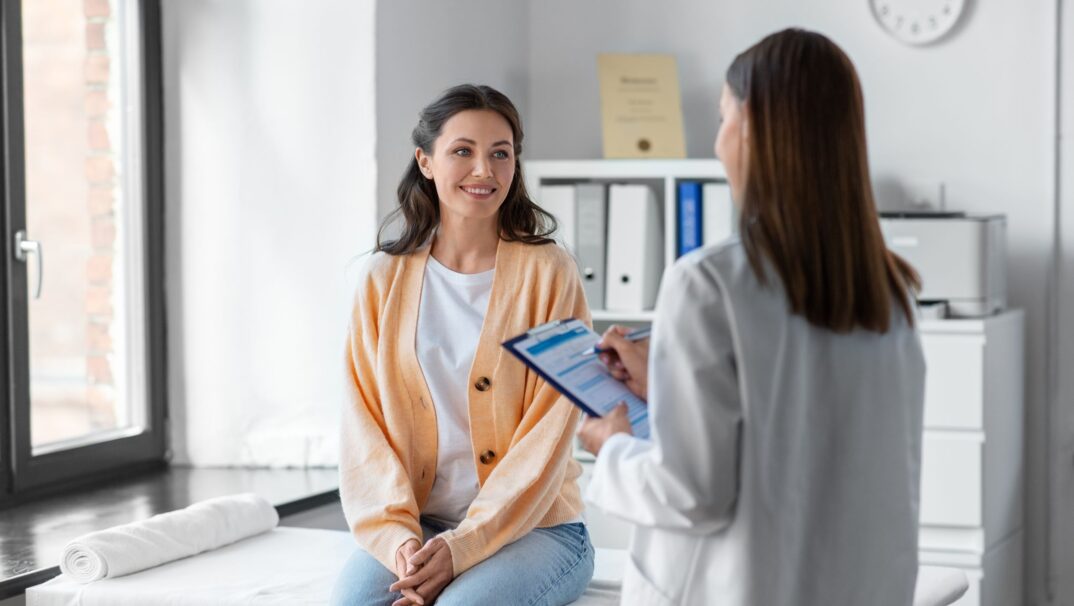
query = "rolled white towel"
xmin=60 ymin=492 xmax=279 ymax=583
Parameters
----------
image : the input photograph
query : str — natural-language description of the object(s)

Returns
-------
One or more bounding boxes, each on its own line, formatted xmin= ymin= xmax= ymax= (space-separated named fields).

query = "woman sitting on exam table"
xmin=332 ymin=84 xmax=594 ymax=606
xmin=576 ymin=28 xmax=927 ymax=606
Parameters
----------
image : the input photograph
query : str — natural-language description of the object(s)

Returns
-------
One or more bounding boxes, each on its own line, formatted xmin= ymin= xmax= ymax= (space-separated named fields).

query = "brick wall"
xmin=82 ymin=0 xmax=117 ymax=431
xmin=22 ymin=0 xmax=119 ymax=444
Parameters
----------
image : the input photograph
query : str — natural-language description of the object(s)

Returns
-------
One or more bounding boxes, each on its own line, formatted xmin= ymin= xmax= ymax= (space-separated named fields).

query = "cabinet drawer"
xmin=920 ymin=433 xmax=982 ymax=527
xmin=920 ymin=334 xmax=985 ymax=429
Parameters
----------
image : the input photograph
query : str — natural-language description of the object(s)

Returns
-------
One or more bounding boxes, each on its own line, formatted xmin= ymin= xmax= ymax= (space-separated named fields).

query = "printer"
xmin=879 ymin=212 xmax=1006 ymax=317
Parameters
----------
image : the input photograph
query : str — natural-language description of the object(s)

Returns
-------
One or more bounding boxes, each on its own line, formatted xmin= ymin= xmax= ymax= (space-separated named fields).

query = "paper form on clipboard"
xmin=502 ymin=318 xmax=650 ymax=439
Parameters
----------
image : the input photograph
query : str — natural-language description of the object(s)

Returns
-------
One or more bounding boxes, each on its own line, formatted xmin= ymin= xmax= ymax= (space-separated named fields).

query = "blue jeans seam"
xmin=526 ymin=530 xmax=593 ymax=606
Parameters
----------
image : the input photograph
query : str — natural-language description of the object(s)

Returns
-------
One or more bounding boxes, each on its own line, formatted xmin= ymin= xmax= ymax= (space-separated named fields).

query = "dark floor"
xmin=0 ymin=466 xmax=339 ymax=599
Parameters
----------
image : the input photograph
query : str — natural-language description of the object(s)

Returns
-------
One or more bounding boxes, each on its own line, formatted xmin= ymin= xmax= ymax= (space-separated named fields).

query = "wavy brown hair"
xmin=727 ymin=28 xmax=920 ymax=333
xmin=376 ymin=84 xmax=556 ymax=255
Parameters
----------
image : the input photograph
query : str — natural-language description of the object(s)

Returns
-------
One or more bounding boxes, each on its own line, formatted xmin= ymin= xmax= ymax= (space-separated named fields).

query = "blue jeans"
xmin=329 ymin=519 xmax=594 ymax=606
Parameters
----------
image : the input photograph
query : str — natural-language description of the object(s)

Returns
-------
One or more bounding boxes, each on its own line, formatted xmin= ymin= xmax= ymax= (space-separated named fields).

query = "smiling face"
xmin=416 ymin=109 xmax=516 ymax=224
xmin=715 ymin=85 xmax=748 ymax=208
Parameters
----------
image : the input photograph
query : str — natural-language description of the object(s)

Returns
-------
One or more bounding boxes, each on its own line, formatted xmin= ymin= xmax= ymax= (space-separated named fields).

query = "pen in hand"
xmin=580 ymin=327 xmax=652 ymax=357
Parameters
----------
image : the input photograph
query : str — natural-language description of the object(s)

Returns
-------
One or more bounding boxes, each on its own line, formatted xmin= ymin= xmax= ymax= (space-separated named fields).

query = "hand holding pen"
xmin=581 ymin=326 xmax=651 ymax=357
xmin=593 ymin=325 xmax=651 ymax=401
xmin=577 ymin=325 xmax=651 ymax=455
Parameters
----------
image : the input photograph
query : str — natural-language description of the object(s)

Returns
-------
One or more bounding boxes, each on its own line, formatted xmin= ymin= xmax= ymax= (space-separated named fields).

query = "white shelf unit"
xmin=590 ymin=310 xmax=656 ymax=323
xmin=525 ymin=159 xmax=728 ymax=322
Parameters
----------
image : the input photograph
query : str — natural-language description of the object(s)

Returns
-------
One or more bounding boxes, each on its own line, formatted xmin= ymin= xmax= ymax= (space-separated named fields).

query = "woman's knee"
xmin=328 ymin=548 xmax=399 ymax=606
xmin=435 ymin=525 xmax=594 ymax=606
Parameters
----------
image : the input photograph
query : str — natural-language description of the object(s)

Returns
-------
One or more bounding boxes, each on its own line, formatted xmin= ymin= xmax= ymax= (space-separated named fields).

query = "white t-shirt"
xmin=416 ymin=255 xmax=494 ymax=526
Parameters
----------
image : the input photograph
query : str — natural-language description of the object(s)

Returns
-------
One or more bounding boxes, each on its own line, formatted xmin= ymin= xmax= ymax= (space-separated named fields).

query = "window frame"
xmin=1 ymin=0 xmax=166 ymax=502
xmin=0 ymin=0 xmax=9 ymax=499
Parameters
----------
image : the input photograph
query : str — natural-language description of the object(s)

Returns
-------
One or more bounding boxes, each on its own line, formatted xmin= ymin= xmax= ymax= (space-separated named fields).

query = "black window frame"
xmin=1 ymin=0 xmax=166 ymax=503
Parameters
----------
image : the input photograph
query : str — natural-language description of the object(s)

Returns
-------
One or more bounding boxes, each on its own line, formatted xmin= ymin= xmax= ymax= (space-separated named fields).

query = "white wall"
xmin=1057 ymin=1 xmax=1074 ymax=602
xmin=162 ymin=0 xmax=377 ymax=466
xmin=375 ymin=1 xmax=529 ymax=223
xmin=524 ymin=3 xmax=1060 ymax=604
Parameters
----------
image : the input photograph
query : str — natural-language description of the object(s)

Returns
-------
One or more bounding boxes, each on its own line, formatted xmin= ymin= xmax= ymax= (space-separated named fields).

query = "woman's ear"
xmin=415 ymin=148 xmax=432 ymax=179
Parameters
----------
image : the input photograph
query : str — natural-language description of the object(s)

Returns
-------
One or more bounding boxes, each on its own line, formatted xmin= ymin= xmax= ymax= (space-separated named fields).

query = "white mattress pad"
xmin=28 ymin=527 xmax=966 ymax=606
xmin=28 ymin=527 xmax=623 ymax=606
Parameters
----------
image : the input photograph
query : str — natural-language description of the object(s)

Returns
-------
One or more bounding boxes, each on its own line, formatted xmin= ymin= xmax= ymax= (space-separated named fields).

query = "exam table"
xmin=27 ymin=526 xmax=968 ymax=605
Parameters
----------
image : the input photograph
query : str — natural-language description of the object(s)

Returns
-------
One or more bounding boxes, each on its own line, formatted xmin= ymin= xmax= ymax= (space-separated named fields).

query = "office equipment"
xmin=503 ymin=318 xmax=649 ymax=438
xmin=539 ymin=184 xmax=578 ymax=253
xmin=677 ymin=181 xmax=703 ymax=256
xmin=575 ymin=184 xmax=608 ymax=309
xmin=702 ymin=181 xmax=735 ymax=245
xmin=879 ymin=213 xmax=1006 ymax=317
xmin=605 ymin=184 xmax=663 ymax=311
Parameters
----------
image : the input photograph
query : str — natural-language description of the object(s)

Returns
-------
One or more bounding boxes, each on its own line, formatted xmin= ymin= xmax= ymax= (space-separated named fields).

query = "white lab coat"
xmin=585 ymin=238 xmax=926 ymax=606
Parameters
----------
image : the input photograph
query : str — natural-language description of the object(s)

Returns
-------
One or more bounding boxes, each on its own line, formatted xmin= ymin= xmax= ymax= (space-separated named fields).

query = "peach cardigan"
xmin=340 ymin=239 xmax=589 ymax=576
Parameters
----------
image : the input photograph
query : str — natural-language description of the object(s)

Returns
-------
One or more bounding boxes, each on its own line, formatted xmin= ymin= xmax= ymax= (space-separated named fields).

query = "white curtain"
xmin=162 ymin=0 xmax=376 ymax=466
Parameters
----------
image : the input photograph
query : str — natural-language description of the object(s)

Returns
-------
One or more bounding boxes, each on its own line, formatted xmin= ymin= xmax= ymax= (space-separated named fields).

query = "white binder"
xmin=605 ymin=184 xmax=663 ymax=311
xmin=574 ymin=184 xmax=608 ymax=309
xmin=702 ymin=182 xmax=735 ymax=246
xmin=539 ymin=185 xmax=577 ymax=253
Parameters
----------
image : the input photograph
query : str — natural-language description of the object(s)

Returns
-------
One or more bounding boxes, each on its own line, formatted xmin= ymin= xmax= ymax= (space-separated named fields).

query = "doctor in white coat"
xmin=577 ymin=28 xmax=927 ymax=606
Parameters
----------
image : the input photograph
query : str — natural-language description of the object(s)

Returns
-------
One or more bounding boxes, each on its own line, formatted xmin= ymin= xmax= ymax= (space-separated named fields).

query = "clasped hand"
xmin=389 ymin=536 xmax=453 ymax=606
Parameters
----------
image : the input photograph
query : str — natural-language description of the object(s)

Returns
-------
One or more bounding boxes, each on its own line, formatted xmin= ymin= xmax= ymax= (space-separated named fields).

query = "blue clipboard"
xmin=502 ymin=318 xmax=650 ymax=439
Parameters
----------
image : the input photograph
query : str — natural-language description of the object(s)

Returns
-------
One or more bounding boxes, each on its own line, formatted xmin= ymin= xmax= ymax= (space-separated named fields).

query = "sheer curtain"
xmin=162 ymin=0 xmax=376 ymax=466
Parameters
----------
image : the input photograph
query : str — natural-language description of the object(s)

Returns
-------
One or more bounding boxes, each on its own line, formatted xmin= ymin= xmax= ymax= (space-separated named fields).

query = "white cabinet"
xmin=918 ymin=311 xmax=1024 ymax=606
xmin=920 ymin=433 xmax=984 ymax=529
xmin=920 ymin=333 xmax=986 ymax=429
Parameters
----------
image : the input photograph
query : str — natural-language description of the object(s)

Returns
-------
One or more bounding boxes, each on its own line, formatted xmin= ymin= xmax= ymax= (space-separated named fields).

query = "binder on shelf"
xmin=539 ymin=184 xmax=577 ymax=253
xmin=574 ymin=184 xmax=608 ymax=309
xmin=605 ymin=184 xmax=663 ymax=312
xmin=702 ymin=182 xmax=735 ymax=246
xmin=677 ymin=181 xmax=703 ymax=257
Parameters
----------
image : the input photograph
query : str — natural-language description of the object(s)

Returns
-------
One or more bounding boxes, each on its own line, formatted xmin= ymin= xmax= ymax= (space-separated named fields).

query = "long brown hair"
xmin=376 ymin=84 xmax=556 ymax=255
xmin=726 ymin=28 xmax=920 ymax=333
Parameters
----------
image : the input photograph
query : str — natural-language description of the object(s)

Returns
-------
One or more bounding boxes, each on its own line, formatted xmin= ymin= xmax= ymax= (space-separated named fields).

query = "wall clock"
xmin=870 ymin=0 xmax=966 ymax=45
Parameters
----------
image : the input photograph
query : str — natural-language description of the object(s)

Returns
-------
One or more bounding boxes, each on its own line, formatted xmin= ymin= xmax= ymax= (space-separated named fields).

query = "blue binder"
xmin=678 ymin=181 xmax=703 ymax=257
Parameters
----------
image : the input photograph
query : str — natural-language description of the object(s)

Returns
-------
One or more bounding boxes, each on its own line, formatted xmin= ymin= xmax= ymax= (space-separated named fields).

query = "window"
xmin=1 ymin=0 xmax=164 ymax=500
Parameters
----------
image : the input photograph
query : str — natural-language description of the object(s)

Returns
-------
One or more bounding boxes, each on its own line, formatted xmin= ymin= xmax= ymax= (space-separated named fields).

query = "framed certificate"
xmin=597 ymin=53 xmax=686 ymax=159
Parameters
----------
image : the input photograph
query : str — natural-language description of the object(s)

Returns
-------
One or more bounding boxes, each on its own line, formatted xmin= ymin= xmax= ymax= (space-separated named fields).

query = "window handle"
xmin=14 ymin=230 xmax=43 ymax=300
